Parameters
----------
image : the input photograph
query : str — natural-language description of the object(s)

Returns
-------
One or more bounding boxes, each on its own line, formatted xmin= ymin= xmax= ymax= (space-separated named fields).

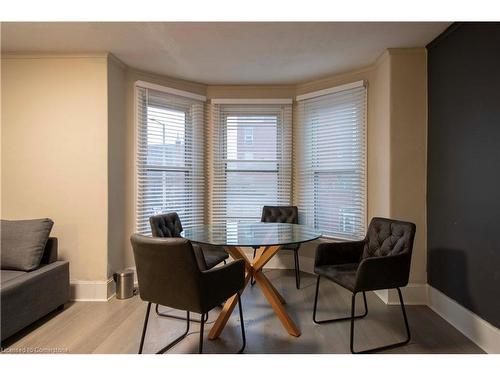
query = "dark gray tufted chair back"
xmin=131 ymin=234 xmax=204 ymax=312
xmin=362 ymin=217 xmax=416 ymax=259
xmin=149 ymin=212 xmax=183 ymax=238
xmin=261 ymin=206 xmax=298 ymax=224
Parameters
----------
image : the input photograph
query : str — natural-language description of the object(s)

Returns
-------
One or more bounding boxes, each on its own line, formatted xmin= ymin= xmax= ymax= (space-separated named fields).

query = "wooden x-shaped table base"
xmin=208 ymin=245 xmax=301 ymax=340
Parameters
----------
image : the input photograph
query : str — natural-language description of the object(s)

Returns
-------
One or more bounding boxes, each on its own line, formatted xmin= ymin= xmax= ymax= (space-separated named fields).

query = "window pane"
xmin=226 ymin=115 xmax=278 ymax=162
xmin=137 ymin=170 xmax=187 ymax=233
xmin=226 ymin=171 xmax=278 ymax=219
xmin=225 ymin=114 xmax=279 ymax=220
xmin=314 ymin=171 xmax=364 ymax=237
xmin=146 ymin=105 xmax=186 ymax=167
xmin=211 ymin=105 xmax=292 ymax=225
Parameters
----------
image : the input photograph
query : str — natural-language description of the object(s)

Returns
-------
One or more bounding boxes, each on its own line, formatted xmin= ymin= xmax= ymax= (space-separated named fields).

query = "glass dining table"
xmin=182 ymin=221 xmax=321 ymax=339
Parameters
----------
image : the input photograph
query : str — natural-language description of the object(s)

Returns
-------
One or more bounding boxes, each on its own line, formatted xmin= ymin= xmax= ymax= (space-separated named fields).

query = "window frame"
xmin=295 ymin=81 xmax=367 ymax=240
xmin=209 ymin=102 xmax=293 ymax=225
xmin=134 ymin=81 xmax=206 ymax=234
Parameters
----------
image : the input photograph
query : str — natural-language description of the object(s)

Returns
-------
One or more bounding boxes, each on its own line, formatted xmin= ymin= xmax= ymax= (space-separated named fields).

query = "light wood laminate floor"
xmin=2 ymin=269 xmax=484 ymax=354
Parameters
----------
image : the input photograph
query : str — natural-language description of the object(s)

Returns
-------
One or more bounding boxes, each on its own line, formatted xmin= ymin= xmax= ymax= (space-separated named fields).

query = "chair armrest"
xmin=355 ymin=253 xmax=411 ymax=292
xmin=314 ymin=240 xmax=365 ymax=268
xmin=192 ymin=243 xmax=208 ymax=270
xmin=40 ymin=237 xmax=58 ymax=264
xmin=200 ymin=259 xmax=245 ymax=307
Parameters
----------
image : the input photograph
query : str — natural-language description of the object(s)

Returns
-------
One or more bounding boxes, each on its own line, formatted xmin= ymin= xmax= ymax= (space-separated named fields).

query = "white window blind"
xmin=136 ymin=85 xmax=205 ymax=234
xmin=295 ymin=83 xmax=367 ymax=239
xmin=209 ymin=103 xmax=292 ymax=224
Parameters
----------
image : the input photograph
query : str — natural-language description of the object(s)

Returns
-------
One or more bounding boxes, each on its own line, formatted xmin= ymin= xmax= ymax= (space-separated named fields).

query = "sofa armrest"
xmin=40 ymin=237 xmax=58 ymax=264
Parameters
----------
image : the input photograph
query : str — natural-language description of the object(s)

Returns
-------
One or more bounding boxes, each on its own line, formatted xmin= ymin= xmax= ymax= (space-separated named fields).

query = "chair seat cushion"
xmin=200 ymin=245 xmax=229 ymax=269
xmin=314 ymin=263 xmax=359 ymax=292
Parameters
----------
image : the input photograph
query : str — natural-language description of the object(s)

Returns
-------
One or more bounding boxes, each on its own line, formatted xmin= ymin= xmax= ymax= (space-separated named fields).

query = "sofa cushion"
xmin=1 ymin=218 xmax=54 ymax=271
xmin=1 ymin=270 xmax=27 ymax=284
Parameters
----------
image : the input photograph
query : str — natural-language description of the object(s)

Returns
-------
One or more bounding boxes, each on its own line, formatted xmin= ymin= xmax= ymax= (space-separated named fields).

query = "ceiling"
xmin=1 ymin=22 xmax=450 ymax=85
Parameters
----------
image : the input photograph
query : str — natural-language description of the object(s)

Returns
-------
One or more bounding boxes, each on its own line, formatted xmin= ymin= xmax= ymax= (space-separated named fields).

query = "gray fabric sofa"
xmin=1 ymin=220 xmax=70 ymax=342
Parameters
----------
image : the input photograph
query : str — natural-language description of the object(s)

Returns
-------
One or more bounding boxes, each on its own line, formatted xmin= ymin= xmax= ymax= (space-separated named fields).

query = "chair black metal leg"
xmin=350 ymin=287 xmax=411 ymax=354
xmin=199 ymin=313 xmax=205 ymax=354
xmin=237 ymin=292 xmax=246 ymax=354
xmin=155 ymin=304 xmax=208 ymax=323
xmin=294 ymin=250 xmax=301 ymax=289
xmin=196 ymin=294 xmax=245 ymax=354
xmin=250 ymin=247 xmax=257 ymax=286
xmin=156 ymin=310 xmax=190 ymax=354
xmin=349 ymin=293 xmax=357 ymax=354
xmin=138 ymin=302 xmax=151 ymax=354
xmin=312 ymin=276 xmax=368 ymax=324
xmin=139 ymin=302 xmax=191 ymax=354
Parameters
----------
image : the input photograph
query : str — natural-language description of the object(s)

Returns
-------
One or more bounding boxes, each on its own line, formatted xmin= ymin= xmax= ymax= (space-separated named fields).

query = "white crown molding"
xmin=296 ymin=80 xmax=366 ymax=101
xmin=210 ymin=98 xmax=293 ymax=105
xmin=135 ymin=80 xmax=206 ymax=102
xmin=107 ymin=52 xmax=127 ymax=69
xmin=1 ymin=52 xmax=108 ymax=60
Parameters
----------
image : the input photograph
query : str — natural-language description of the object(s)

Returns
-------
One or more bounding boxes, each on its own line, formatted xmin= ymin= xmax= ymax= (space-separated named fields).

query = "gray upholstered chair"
xmin=253 ymin=206 xmax=301 ymax=288
xmin=131 ymin=234 xmax=246 ymax=354
xmin=313 ymin=217 xmax=416 ymax=353
xmin=149 ymin=212 xmax=229 ymax=322
xmin=149 ymin=212 xmax=229 ymax=270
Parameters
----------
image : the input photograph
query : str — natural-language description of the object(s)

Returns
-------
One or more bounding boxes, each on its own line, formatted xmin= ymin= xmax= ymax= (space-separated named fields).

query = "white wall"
xmin=1 ymin=54 xmax=109 ymax=283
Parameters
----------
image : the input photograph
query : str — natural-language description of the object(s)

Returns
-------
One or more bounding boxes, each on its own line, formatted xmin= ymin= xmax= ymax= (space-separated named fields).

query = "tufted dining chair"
xmin=253 ymin=206 xmax=301 ymax=288
xmin=131 ymin=234 xmax=246 ymax=354
xmin=149 ymin=212 xmax=229 ymax=323
xmin=313 ymin=217 xmax=416 ymax=353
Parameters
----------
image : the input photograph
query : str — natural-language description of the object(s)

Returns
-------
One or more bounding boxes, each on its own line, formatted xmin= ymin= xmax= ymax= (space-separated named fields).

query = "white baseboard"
xmin=70 ymin=278 xmax=115 ymax=301
xmin=428 ymin=286 xmax=500 ymax=354
xmin=107 ymin=277 xmax=116 ymax=300
xmin=374 ymin=283 xmax=428 ymax=305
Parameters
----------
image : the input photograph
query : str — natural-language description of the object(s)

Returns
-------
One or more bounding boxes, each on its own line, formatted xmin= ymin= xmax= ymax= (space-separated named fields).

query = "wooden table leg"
xmin=208 ymin=244 xmax=300 ymax=339
xmin=252 ymin=245 xmax=281 ymax=271
xmin=267 ymin=277 xmax=286 ymax=305
xmin=254 ymin=271 xmax=301 ymax=337
xmin=225 ymin=246 xmax=252 ymax=265
xmin=254 ymin=246 xmax=267 ymax=259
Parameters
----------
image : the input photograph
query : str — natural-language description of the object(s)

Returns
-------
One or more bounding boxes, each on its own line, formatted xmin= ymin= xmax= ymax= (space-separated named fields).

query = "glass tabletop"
xmin=182 ymin=222 xmax=321 ymax=247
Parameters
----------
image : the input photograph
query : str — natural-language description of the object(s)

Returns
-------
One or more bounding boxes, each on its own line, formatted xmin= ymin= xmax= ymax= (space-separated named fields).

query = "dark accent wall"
xmin=427 ymin=23 xmax=500 ymax=328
